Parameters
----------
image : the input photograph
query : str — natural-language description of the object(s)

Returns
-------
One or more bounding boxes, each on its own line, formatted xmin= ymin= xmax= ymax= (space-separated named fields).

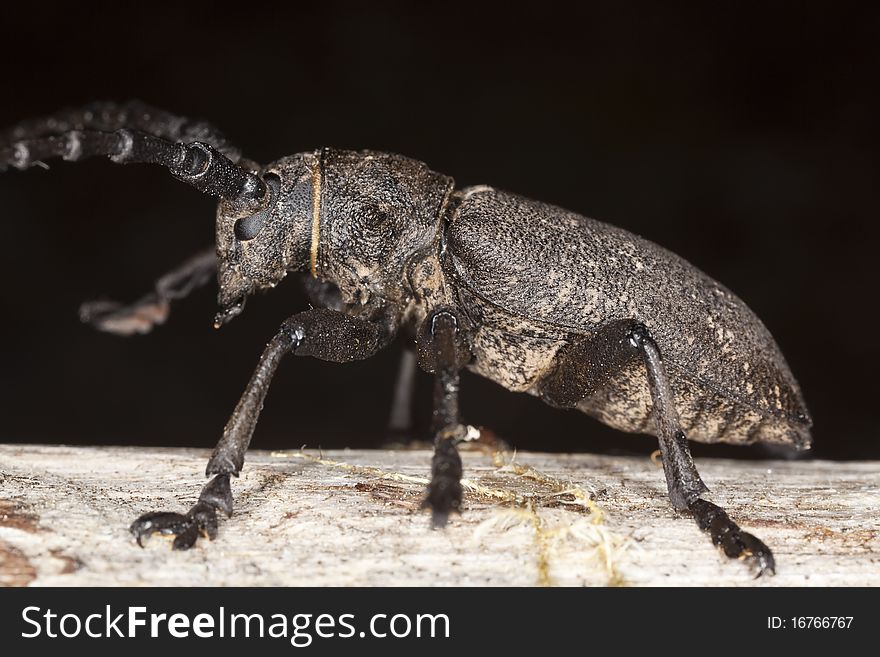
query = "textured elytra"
xmin=444 ymin=187 xmax=811 ymax=447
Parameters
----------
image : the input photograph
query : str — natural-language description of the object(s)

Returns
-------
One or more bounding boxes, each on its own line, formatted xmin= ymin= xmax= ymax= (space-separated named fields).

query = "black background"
xmin=1 ymin=2 xmax=877 ymax=460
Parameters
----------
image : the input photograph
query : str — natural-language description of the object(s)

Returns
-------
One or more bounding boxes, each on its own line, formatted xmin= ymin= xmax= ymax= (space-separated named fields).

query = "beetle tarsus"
xmin=423 ymin=430 xmax=464 ymax=528
xmin=80 ymin=248 xmax=216 ymax=336
xmin=80 ymin=296 xmax=171 ymax=336
xmin=130 ymin=511 xmax=191 ymax=547
xmin=689 ymin=498 xmax=775 ymax=577
xmin=171 ymin=521 xmax=201 ymax=551
xmin=130 ymin=474 xmax=231 ymax=550
xmin=198 ymin=472 xmax=234 ymax=517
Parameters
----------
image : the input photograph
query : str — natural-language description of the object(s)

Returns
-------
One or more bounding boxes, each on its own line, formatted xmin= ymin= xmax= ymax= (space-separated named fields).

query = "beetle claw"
xmin=739 ymin=531 xmax=776 ymax=578
xmin=422 ymin=479 xmax=462 ymax=529
xmin=430 ymin=509 xmax=451 ymax=530
xmin=689 ymin=498 xmax=776 ymax=577
xmin=130 ymin=511 xmax=192 ymax=548
xmin=171 ymin=522 xmax=201 ymax=551
xmin=130 ymin=502 xmax=221 ymax=550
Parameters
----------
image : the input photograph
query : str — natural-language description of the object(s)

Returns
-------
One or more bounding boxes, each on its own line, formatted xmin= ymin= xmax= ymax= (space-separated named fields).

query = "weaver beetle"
xmin=1 ymin=101 xmax=811 ymax=576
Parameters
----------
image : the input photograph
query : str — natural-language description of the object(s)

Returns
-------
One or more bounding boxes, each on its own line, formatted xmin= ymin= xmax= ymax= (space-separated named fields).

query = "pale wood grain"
xmin=0 ymin=444 xmax=877 ymax=586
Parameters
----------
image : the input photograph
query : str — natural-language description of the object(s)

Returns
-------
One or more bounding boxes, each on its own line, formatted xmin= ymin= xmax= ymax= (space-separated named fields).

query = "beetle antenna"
xmin=0 ymin=129 xmax=266 ymax=204
xmin=1 ymin=100 xmax=241 ymax=161
xmin=0 ymin=101 xmax=265 ymax=205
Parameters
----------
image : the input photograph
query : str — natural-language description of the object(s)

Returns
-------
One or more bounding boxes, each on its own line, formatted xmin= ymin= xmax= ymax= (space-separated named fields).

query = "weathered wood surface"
xmin=0 ymin=443 xmax=877 ymax=586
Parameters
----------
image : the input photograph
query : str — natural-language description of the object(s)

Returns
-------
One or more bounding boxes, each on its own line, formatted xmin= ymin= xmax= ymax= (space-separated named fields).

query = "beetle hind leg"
xmin=627 ymin=326 xmax=776 ymax=577
xmin=689 ymin=499 xmax=775 ymax=576
xmin=539 ymin=320 xmax=775 ymax=576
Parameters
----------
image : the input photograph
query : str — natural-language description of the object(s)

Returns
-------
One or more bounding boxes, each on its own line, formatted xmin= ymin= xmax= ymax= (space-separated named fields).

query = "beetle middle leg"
xmin=416 ymin=308 xmax=473 ymax=528
xmin=130 ymin=308 xmax=395 ymax=549
xmin=540 ymin=320 xmax=775 ymax=576
xmin=387 ymin=348 xmax=419 ymax=440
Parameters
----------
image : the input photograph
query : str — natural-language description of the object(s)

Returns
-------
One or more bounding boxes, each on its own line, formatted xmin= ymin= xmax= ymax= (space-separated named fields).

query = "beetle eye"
xmin=234 ymin=174 xmax=280 ymax=241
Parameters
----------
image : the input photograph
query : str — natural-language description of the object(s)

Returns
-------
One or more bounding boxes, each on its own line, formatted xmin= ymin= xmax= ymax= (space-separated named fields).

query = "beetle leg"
xmin=539 ymin=320 xmax=774 ymax=576
xmin=130 ymin=474 xmax=232 ymax=549
xmin=625 ymin=326 xmax=709 ymax=506
xmin=416 ymin=308 xmax=473 ymax=528
xmin=79 ymin=247 xmax=216 ymax=336
xmin=388 ymin=348 xmax=419 ymax=440
xmin=628 ymin=324 xmax=775 ymax=577
xmin=301 ymin=276 xmax=421 ymax=443
xmin=130 ymin=308 xmax=395 ymax=549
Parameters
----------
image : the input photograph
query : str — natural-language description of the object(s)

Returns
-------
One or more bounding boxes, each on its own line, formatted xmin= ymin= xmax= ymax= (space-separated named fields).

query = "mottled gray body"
xmin=442 ymin=187 xmax=811 ymax=447
xmin=219 ymin=149 xmax=810 ymax=450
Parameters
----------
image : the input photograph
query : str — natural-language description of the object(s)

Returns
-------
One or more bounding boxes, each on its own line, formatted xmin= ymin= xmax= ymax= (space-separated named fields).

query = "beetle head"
xmin=213 ymin=149 xmax=453 ymax=325
xmin=214 ymin=153 xmax=319 ymax=326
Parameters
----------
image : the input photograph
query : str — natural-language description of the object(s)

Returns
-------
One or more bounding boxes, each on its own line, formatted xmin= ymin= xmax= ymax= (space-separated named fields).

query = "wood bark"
xmin=0 ymin=444 xmax=876 ymax=586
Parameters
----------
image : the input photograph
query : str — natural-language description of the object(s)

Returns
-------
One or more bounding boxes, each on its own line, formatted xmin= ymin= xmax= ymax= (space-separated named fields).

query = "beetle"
xmin=1 ymin=101 xmax=811 ymax=576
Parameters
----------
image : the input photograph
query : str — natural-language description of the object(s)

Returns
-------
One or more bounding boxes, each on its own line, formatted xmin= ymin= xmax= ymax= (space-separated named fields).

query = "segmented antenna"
xmin=0 ymin=102 xmax=265 ymax=203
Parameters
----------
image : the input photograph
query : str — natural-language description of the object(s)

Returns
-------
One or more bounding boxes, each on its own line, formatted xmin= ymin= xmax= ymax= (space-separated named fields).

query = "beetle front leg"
xmin=130 ymin=308 xmax=393 ymax=549
xmin=416 ymin=308 xmax=473 ymax=528
xmin=79 ymin=247 xmax=216 ymax=335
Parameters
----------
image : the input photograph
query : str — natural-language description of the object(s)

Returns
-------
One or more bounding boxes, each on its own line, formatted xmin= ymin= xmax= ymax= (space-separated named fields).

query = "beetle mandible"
xmin=0 ymin=102 xmax=812 ymax=576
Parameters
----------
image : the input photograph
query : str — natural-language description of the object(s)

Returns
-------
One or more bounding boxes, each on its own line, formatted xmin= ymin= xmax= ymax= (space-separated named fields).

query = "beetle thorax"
xmin=311 ymin=149 xmax=455 ymax=311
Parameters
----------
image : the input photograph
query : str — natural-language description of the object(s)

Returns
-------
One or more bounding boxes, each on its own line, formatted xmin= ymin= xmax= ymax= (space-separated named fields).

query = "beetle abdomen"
xmin=445 ymin=186 xmax=812 ymax=447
